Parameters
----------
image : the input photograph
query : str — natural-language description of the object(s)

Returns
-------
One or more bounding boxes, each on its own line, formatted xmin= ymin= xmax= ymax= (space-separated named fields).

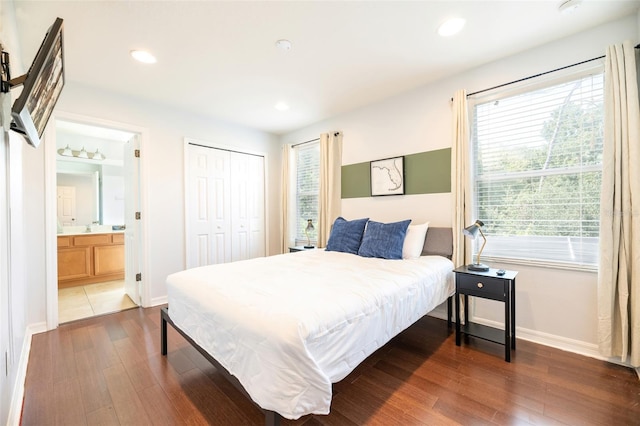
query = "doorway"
xmin=45 ymin=113 xmax=147 ymax=327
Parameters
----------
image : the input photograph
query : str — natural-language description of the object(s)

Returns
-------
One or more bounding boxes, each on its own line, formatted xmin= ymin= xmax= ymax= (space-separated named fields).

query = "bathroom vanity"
xmin=57 ymin=231 xmax=125 ymax=288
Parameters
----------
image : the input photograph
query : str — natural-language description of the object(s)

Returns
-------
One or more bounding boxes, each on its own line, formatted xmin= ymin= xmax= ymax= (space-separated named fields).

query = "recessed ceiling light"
xmin=130 ymin=49 xmax=157 ymax=64
xmin=275 ymin=102 xmax=290 ymax=111
xmin=558 ymin=0 xmax=581 ymax=14
xmin=437 ymin=18 xmax=466 ymax=37
xmin=275 ymin=39 xmax=292 ymax=51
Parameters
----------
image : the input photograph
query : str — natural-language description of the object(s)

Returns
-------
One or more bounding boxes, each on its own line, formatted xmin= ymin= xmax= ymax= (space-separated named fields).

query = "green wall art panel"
xmin=341 ymin=148 xmax=451 ymax=199
xmin=341 ymin=162 xmax=371 ymax=199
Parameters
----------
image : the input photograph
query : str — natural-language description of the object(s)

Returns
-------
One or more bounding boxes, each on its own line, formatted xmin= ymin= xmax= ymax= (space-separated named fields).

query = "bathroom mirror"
xmin=56 ymin=162 xmax=124 ymax=228
xmin=55 ymin=120 xmax=132 ymax=232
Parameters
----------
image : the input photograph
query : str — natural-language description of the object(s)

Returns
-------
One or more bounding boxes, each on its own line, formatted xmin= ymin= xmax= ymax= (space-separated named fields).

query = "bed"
xmin=161 ymin=224 xmax=454 ymax=425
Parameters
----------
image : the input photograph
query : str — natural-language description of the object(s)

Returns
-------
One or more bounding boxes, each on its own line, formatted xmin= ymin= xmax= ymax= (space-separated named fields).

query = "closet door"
xmin=186 ymin=143 xmax=265 ymax=268
xmin=230 ymin=152 xmax=249 ymax=261
xmin=230 ymin=152 xmax=265 ymax=261
xmin=187 ymin=145 xmax=231 ymax=268
xmin=247 ymin=154 xmax=265 ymax=259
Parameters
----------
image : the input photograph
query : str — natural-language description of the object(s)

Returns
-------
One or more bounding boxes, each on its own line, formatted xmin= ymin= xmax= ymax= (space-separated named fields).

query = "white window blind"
xmin=294 ymin=142 xmax=320 ymax=245
xmin=470 ymin=69 xmax=604 ymax=267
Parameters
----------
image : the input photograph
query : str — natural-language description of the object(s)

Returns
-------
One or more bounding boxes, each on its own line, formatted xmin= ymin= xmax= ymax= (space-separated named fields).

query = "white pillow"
xmin=402 ymin=222 xmax=430 ymax=259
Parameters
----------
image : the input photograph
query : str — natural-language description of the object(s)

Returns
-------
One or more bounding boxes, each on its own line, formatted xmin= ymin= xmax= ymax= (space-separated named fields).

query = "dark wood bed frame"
xmin=161 ymin=227 xmax=454 ymax=426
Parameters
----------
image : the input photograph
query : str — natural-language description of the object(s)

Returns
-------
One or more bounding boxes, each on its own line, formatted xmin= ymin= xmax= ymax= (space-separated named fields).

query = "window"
xmin=470 ymin=69 xmax=604 ymax=268
xmin=293 ymin=142 xmax=320 ymax=245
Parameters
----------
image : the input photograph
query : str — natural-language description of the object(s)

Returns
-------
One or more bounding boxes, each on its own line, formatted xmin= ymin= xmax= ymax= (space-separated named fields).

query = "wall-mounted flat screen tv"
xmin=11 ymin=17 xmax=65 ymax=148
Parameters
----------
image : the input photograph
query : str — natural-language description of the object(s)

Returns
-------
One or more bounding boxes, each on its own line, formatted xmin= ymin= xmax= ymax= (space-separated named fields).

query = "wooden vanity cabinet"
xmin=57 ymin=233 xmax=125 ymax=288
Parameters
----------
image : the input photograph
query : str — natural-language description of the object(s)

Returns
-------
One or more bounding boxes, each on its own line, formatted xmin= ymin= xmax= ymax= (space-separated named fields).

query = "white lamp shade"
xmin=60 ymin=145 xmax=73 ymax=156
xmin=92 ymin=149 xmax=105 ymax=160
xmin=77 ymin=147 xmax=89 ymax=159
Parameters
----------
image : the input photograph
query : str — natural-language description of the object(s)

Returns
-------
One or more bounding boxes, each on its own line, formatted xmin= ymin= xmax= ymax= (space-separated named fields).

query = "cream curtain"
xmin=318 ymin=132 xmax=343 ymax=247
xmin=280 ymin=144 xmax=293 ymax=253
xmin=451 ymin=90 xmax=472 ymax=267
xmin=598 ymin=41 xmax=640 ymax=367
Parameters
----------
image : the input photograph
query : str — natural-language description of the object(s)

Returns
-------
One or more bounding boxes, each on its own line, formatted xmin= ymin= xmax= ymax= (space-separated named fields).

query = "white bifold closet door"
xmin=186 ymin=143 xmax=265 ymax=269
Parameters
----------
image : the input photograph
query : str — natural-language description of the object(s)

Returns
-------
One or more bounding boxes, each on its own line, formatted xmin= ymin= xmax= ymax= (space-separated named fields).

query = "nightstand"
xmin=289 ymin=246 xmax=315 ymax=253
xmin=454 ymin=266 xmax=517 ymax=362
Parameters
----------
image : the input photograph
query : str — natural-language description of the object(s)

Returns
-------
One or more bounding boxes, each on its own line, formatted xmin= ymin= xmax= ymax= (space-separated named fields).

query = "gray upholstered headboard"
xmin=421 ymin=227 xmax=453 ymax=259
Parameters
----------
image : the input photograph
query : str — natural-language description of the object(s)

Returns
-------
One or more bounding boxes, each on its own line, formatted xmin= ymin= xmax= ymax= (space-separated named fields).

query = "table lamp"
xmin=304 ymin=219 xmax=315 ymax=249
xmin=463 ymin=219 xmax=489 ymax=271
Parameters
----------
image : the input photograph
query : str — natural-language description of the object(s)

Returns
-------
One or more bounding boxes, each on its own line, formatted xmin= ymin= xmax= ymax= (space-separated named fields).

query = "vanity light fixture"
xmin=60 ymin=144 xmax=73 ymax=157
xmin=77 ymin=147 xmax=89 ymax=159
xmin=438 ymin=17 xmax=466 ymax=37
xmin=92 ymin=149 xmax=105 ymax=160
xmin=130 ymin=49 xmax=157 ymax=64
xmin=57 ymin=145 xmax=106 ymax=160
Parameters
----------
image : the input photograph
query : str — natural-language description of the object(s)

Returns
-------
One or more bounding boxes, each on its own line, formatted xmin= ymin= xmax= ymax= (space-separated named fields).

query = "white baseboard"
xmin=150 ymin=295 xmax=168 ymax=307
xmin=7 ymin=322 xmax=47 ymax=426
xmin=472 ymin=316 xmax=639 ymax=369
xmin=429 ymin=310 xmax=604 ymax=359
xmin=429 ymin=304 xmax=638 ymax=372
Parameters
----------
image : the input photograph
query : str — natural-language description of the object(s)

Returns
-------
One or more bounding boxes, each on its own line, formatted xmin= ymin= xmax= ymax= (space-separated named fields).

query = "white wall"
xmin=281 ymin=15 xmax=638 ymax=358
xmin=0 ymin=131 xmax=12 ymax=426
xmin=1 ymin=0 xmax=30 ymax=423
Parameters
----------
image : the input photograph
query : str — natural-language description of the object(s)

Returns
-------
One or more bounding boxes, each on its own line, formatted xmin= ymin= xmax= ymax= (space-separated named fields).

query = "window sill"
xmin=480 ymin=256 xmax=598 ymax=273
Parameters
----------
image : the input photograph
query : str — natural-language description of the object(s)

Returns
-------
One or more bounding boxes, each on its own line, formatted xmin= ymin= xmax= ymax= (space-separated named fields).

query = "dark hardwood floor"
xmin=21 ymin=305 xmax=640 ymax=425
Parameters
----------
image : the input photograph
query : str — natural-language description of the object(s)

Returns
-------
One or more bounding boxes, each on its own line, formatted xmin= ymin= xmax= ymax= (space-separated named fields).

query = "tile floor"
xmin=58 ymin=279 xmax=137 ymax=323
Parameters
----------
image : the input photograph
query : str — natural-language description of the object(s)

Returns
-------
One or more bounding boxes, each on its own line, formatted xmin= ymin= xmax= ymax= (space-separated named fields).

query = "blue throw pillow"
xmin=357 ymin=219 xmax=411 ymax=259
xmin=325 ymin=217 xmax=369 ymax=254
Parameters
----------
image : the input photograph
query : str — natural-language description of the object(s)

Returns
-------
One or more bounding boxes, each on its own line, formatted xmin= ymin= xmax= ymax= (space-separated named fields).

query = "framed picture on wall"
xmin=370 ymin=156 xmax=404 ymax=196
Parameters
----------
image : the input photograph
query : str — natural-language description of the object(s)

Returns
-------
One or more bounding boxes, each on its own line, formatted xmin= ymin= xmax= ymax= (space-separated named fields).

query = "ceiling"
xmin=10 ymin=0 xmax=640 ymax=135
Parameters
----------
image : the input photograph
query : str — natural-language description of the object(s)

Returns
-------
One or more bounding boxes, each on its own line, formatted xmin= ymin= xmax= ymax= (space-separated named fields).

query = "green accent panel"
xmin=405 ymin=148 xmax=451 ymax=195
xmin=342 ymin=162 xmax=371 ymax=198
xmin=341 ymin=148 xmax=451 ymax=199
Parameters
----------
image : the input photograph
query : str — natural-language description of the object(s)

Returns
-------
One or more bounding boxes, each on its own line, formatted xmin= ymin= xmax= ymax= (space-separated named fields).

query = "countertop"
xmin=57 ymin=225 xmax=125 ymax=236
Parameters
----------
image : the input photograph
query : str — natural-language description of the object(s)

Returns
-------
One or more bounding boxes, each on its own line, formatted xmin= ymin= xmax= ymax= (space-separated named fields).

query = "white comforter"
xmin=165 ymin=249 xmax=454 ymax=419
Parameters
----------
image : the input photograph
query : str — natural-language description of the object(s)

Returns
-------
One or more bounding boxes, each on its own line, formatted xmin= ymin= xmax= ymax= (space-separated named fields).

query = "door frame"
xmin=183 ymin=137 xmax=269 ymax=268
xmin=44 ymin=111 xmax=150 ymax=330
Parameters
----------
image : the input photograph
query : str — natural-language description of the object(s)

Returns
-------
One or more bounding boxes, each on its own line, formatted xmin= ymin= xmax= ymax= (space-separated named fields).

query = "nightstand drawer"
xmin=456 ymin=273 xmax=506 ymax=300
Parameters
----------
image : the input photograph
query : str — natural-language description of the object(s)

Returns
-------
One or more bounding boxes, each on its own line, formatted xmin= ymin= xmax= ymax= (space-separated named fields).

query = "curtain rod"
xmin=291 ymin=132 xmax=340 ymax=147
xmin=292 ymin=137 xmax=319 ymax=147
xmin=462 ymin=44 xmax=640 ymax=99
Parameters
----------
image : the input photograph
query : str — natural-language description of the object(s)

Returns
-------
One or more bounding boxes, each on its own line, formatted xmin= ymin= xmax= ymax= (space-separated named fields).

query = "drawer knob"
xmin=477 ymin=282 xmax=484 ymax=289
